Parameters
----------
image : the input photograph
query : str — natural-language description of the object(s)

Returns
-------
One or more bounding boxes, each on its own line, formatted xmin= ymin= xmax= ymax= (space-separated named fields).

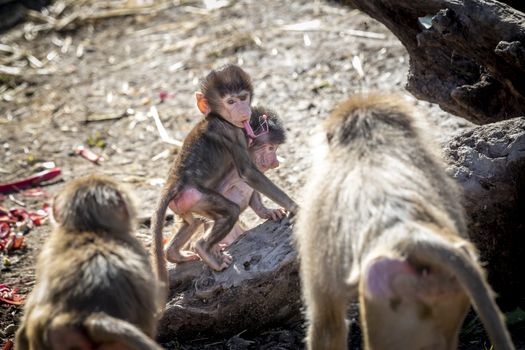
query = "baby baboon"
xmin=166 ymin=105 xmax=288 ymax=248
xmin=152 ymin=64 xmax=297 ymax=278
xmin=294 ymin=94 xmax=514 ymax=350
xmin=15 ymin=175 xmax=165 ymax=350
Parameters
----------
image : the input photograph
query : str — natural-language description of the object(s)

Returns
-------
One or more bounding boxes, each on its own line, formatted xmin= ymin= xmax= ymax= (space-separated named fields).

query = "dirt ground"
xmin=1 ymin=0 xmax=523 ymax=349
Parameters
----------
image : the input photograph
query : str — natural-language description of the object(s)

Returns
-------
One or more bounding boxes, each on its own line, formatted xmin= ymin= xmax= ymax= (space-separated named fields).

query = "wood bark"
xmin=341 ymin=0 xmax=525 ymax=124
xmin=444 ymin=116 xmax=525 ymax=308
xmin=157 ymin=219 xmax=302 ymax=341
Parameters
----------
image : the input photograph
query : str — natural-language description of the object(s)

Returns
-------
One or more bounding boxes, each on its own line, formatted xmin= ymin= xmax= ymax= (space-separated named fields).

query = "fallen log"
xmin=444 ymin=116 xmax=525 ymax=308
xmin=157 ymin=219 xmax=302 ymax=341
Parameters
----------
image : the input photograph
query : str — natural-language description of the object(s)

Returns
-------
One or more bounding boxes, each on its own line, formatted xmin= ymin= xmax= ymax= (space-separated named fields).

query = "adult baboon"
xmin=295 ymin=94 xmax=514 ymax=350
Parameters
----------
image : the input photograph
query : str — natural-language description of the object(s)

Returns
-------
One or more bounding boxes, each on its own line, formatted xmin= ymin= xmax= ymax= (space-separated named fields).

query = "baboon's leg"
xmin=165 ymin=213 xmax=205 ymax=263
xmin=305 ymin=283 xmax=348 ymax=350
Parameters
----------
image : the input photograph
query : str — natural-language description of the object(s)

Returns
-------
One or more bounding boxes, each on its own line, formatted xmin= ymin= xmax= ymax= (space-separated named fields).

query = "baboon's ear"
xmin=195 ymin=92 xmax=210 ymax=114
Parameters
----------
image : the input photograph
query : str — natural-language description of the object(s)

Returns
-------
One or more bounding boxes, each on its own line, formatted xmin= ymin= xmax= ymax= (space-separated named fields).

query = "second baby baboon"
xmin=15 ymin=175 xmax=165 ymax=350
xmin=294 ymin=94 xmax=514 ymax=350
xmin=218 ymin=105 xmax=288 ymax=245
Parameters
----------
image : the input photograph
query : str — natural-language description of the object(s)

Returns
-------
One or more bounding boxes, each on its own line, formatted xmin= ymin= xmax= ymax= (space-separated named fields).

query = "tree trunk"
xmin=341 ymin=0 xmax=525 ymax=124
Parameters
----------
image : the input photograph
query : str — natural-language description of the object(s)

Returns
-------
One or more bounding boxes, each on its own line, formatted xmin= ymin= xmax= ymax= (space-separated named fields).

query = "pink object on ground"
xmin=75 ymin=145 xmax=104 ymax=164
xmin=0 ymin=168 xmax=61 ymax=194
xmin=0 ymin=284 xmax=24 ymax=305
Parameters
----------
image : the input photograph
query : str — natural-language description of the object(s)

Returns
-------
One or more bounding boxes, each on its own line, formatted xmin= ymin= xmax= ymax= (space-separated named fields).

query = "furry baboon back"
xmin=294 ymin=94 xmax=514 ymax=350
xmin=16 ymin=175 xmax=165 ymax=350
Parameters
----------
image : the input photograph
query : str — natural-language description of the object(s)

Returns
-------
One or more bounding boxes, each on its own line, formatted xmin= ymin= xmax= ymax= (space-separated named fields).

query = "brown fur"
xmin=200 ymin=64 xmax=254 ymax=112
xmin=294 ymin=94 xmax=514 ymax=350
xmin=15 ymin=175 xmax=164 ymax=350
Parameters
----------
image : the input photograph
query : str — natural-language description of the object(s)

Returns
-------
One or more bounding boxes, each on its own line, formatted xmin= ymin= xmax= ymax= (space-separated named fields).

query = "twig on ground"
xmin=281 ymin=19 xmax=386 ymax=39
xmin=149 ymin=106 xmax=183 ymax=148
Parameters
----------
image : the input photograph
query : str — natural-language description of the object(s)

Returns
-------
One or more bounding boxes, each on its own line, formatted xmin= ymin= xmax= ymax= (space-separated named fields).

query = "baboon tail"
xmin=150 ymin=184 xmax=179 ymax=285
xmin=407 ymin=239 xmax=515 ymax=350
xmin=84 ymin=313 xmax=163 ymax=350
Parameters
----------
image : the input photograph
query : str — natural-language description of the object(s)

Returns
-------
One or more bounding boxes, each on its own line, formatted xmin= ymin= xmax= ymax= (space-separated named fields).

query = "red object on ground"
xmin=75 ymin=145 xmax=104 ymax=164
xmin=21 ymin=188 xmax=50 ymax=198
xmin=0 ymin=284 xmax=24 ymax=305
xmin=0 ymin=204 xmax=49 ymax=252
xmin=159 ymin=90 xmax=169 ymax=103
xmin=0 ymin=223 xmax=9 ymax=236
xmin=1 ymin=340 xmax=13 ymax=350
xmin=0 ymin=168 xmax=61 ymax=194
